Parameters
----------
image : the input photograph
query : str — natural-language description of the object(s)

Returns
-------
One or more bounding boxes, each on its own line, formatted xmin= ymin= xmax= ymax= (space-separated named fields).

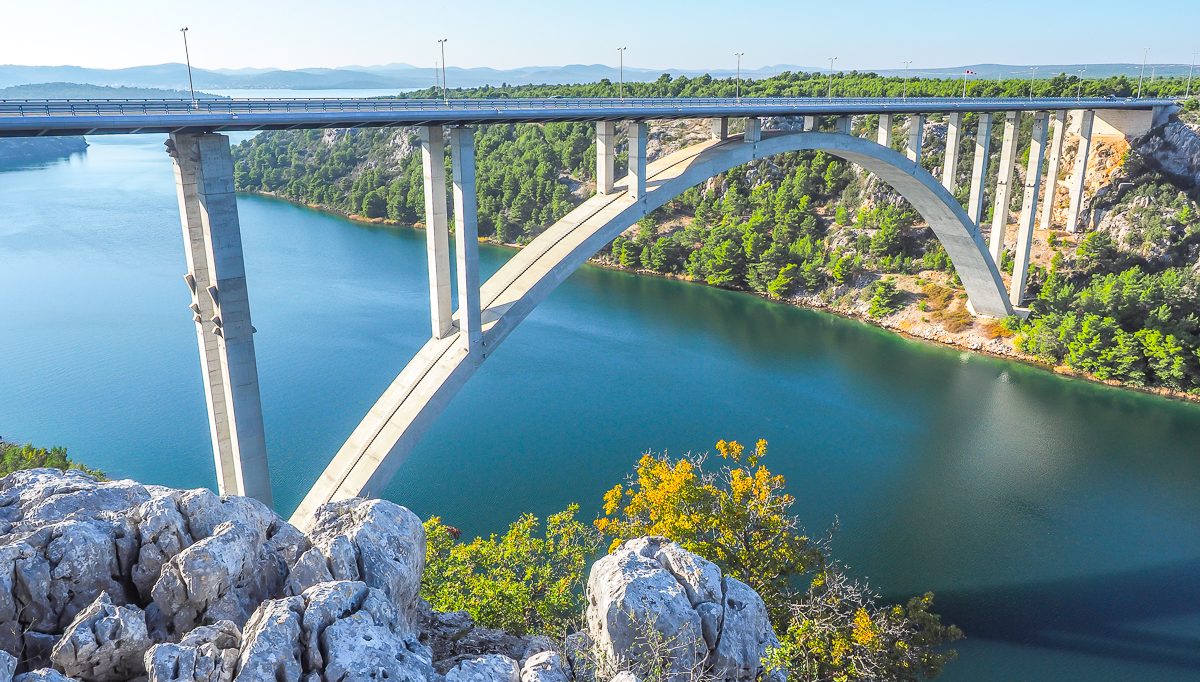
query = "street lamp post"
xmin=827 ymin=56 xmax=837 ymax=100
xmin=179 ymin=27 xmax=196 ymax=109
xmin=902 ymin=60 xmax=912 ymax=99
xmin=960 ymin=69 xmax=970 ymax=98
xmin=1187 ymin=53 xmax=1197 ymax=98
xmin=735 ymin=52 xmax=744 ymax=101
xmin=1028 ymin=66 xmax=1038 ymax=100
xmin=618 ymin=47 xmax=627 ymax=100
xmin=438 ymin=39 xmax=449 ymax=104
xmin=1076 ymin=66 xmax=1087 ymax=102
xmin=1137 ymin=48 xmax=1148 ymax=98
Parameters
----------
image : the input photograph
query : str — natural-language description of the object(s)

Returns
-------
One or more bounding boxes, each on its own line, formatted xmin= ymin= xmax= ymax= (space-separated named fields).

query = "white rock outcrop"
xmin=49 ymin=592 xmax=151 ymax=682
xmin=445 ymin=655 xmax=520 ymax=682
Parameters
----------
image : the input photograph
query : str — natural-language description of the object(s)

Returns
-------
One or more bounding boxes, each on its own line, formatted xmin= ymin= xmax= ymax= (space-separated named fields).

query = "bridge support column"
xmin=451 ymin=127 xmax=482 ymax=355
xmin=628 ymin=121 xmax=647 ymax=200
xmin=596 ymin=121 xmax=616 ymax=195
xmin=802 ymin=116 xmax=816 ymax=131
xmin=744 ymin=117 xmax=762 ymax=143
xmin=710 ymin=118 xmax=728 ymax=140
xmin=906 ymin=114 xmax=925 ymax=163
xmin=1065 ymin=110 xmax=1095 ymax=233
xmin=942 ymin=112 xmax=962 ymax=191
xmin=1038 ymin=110 xmax=1067 ymax=231
xmin=989 ymin=112 xmax=1020 ymax=264
xmin=1011 ymin=112 xmax=1049 ymax=306
xmin=877 ymin=114 xmax=893 ymax=147
xmin=168 ymin=132 xmax=272 ymax=505
xmin=420 ymin=126 xmax=453 ymax=339
xmin=834 ymin=116 xmax=851 ymax=135
xmin=967 ymin=114 xmax=993 ymax=226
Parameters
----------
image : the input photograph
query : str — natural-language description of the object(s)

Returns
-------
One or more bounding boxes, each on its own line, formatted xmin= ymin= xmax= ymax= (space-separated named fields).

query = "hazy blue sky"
xmin=2 ymin=0 xmax=1196 ymax=71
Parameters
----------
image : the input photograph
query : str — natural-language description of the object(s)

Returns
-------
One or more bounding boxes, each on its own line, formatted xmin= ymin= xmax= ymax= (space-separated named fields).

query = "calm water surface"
xmin=1 ymin=135 xmax=1198 ymax=681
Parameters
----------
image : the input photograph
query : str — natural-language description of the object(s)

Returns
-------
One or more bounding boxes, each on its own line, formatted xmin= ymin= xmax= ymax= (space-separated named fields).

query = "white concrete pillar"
xmin=710 ymin=117 xmax=728 ymax=140
xmin=744 ymin=117 xmax=762 ymax=143
xmin=596 ymin=121 xmax=616 ymax=195
xmin=989 ymin=111 xmax=1021 ymax=264
xmin=906 ymin=114 xmax=925 ymax=163
xmin=450 ymin=127 xmax=482 ymax=356
xmin=967 ymin=114 xmax=993 ymax=226
xmin=802 ymin=115 xmax=817 ymax=131
xmin=877 ymin=113 xmax=893 ymax=147
xmin=628 ymin=121 xmax=648 ymax=200
xmin=168 ymin=132 xmax=272 ymax=505
xmin=834 ymin=115 xmax=851 ymax=135
xmin=420 ymin=126 xmax=453 ymax=339
xmin=1038 ymin=110 xmax=1067 ymax=231
xmin=1065 ymin=110 xmax=1095 ymax=233
xmin=942 ymin=112 xmax=962 ymax=191
xmin=1011 ymin=112 xmax=1050 ymax=306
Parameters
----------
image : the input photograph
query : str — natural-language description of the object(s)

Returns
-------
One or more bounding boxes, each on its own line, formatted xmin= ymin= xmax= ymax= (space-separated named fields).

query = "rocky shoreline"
xmin=0 ymin=468 xmax=781 ymax=682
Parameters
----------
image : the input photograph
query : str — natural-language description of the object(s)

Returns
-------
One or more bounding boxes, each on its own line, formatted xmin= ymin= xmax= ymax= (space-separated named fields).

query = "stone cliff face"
xmin=0 ymin=138 xmax=87 ymax=165
xmin=0 ymin=469 xmax=779 ymax=682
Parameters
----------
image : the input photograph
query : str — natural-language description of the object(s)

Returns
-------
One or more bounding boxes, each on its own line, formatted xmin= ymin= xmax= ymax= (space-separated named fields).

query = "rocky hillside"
xmin=0 ymin=468 xmax=782 ymax=682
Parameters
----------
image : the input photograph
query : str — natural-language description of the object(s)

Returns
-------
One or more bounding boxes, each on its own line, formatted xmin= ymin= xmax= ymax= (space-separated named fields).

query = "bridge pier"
xmin=834 ymin=116 xmax=851 ymax=135
xmin=744 ymin=117 xmax=762 ymax=143
xmin=877 ymin=114 xmax=893 ymax=147
xmin=1065 ymin=110 xmax=1095 ymax=233
xmin=906 ymin=114 xmax=925 ymax=163
xmin=989 ymin=112 xmax=1020 ymax=264
xmin=1011 ymin=112 xmax=1050 ymax=306
xmin=628 ymin=122 xmax=648 ymax=200
xmin=710 ymin=118 xmax=728 ymax=140
xmin=1038 ymin=110 xmax=1067 ymax=231
xmin=167 ymin=132 xmax=272 ymax=505
xmin=942 ymin=112 xmax=962 ymax=191
xmin=421 ymin=126 xmax=453 ymax=339
xmin=451 ymin=127 xmax=482 ymax=356
xmin=596 ymin=121 xmax=617 ymax=195
xmin=967 ymin=114 xmax=993 ymax=226
xmin=802 ymin=116 xmax=816 ymax=132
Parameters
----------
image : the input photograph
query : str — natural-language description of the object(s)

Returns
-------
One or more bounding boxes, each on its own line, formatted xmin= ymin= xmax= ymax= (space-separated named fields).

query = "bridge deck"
xmin=0 ymin=96 xmax=1176 ymax=137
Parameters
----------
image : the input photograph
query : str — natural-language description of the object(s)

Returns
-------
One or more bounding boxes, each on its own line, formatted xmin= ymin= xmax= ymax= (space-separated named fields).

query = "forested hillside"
xmin=231 ymin=72 xmax=1200 ymax=396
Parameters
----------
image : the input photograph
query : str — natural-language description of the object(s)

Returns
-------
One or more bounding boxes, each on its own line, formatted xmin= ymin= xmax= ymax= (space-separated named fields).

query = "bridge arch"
xmin=289 ymin=130 xmax=1011 ymax=527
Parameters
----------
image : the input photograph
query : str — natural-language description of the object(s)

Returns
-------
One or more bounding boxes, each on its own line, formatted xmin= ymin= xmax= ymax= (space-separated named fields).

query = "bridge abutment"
xmin=167 ymin=132 xmax=272 ymax=505
xmin=1011 ymin=112 xmax=1050 ymax=306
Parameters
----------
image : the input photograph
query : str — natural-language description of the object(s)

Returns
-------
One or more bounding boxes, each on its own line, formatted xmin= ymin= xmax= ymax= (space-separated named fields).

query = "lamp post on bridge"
xmin=735 ymin=52 xmax=744 ymax=102
xmin=1137 ymin=47 xmax=1148 ymax=98
xmin=902 ymin=60 xmax=912 ymax=99
xmin=1188 ymin=52 xmax=1197 ymax=99
xmin=1076 ymin=66 xmax=1087 ymax=102
xmin=438 ymin=39 xmax=449 ymax=104
xmin=618 ymin=47 xmax=627 ymax=100
xmin=961 ymin=69 xmax=974 ymax=98
xmin=827 ymin=56 xmax=837 ymax=101
xmin=179 ymin=27 xmax=196 ymax=110
xmin=1028 ymin=66 xmax=1038 ymax=100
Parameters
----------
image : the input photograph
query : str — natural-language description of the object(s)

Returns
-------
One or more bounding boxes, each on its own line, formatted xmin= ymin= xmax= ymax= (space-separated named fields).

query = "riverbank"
xmin=246 ymin=188 xmax=1200 ymax=405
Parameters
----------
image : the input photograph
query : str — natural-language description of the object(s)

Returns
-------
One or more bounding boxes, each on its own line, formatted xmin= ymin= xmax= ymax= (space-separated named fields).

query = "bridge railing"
xmin=0 ymin=96 xmax=1164 ymax=118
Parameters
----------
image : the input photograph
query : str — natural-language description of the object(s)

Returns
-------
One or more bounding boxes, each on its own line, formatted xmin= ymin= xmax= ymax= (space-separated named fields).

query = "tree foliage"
xmin=0 ymin=440 xmax=104 ymax=478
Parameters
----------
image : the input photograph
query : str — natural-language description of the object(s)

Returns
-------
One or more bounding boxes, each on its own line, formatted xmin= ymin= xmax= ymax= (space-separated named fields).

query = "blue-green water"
xmin=1 ymin=135 xmax=1198 ymax=681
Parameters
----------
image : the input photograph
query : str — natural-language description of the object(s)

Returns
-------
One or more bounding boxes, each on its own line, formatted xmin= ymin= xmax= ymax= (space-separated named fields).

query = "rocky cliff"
xmin=0 ymin=469 xmax=779 ymax=682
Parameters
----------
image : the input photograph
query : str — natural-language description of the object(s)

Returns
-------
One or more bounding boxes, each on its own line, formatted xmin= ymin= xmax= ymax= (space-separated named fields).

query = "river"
xmin=1 ymin=133 xmax=1198 ymax=681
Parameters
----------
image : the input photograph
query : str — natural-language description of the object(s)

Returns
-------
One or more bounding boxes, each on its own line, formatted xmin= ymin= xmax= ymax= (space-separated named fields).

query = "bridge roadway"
xmin=0 ymin=95 xmax=1177 ymax=137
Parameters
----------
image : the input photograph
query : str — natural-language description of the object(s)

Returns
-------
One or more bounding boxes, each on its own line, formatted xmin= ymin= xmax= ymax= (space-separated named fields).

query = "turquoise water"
xmin=1 ymin=135 xmax=1198 ymax=680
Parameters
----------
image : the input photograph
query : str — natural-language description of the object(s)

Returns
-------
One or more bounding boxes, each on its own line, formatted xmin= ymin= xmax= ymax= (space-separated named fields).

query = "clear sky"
xmin=1 ymin=0 xmax=1196 ymax=71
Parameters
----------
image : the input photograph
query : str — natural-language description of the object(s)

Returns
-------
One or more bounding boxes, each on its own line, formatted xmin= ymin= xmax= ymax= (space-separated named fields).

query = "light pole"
xmin=618 ymin=47 xmax=627 ymax=100
xmin=735 ymin=52 xmax=744 ymax=101
xmin=902 ymin=60 xmax=912 ymax=99
xmin=960 ymin=69 xmax=971 ymax=98
xmin=179 ymin=27 xmax=196 ymax=109
xmin=1076 ymin=66 xmax=1087 ymax=102
xmin=827 ymin=56 xmax=837 ymax=100
xmin=438 ymin=39 xmax=449 ymax=104
xmin=1028 ymin=66 xmax=1038 ymax=100
xmin=1188 ymin=52 xmax=1197 ymax=99
xmin=1137 ymin=47 xmax=1148 ymax=98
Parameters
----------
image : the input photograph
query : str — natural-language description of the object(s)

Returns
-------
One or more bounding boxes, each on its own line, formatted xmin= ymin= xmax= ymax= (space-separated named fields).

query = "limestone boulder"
xmin=50 ymin=592 xmax=152 ymax=681
xmin=0 ymin=650 xmax=15 ymax=682
xmin=446 ymin=655 xmax=520 ymax=682
xmin=14 ymin=671 xmax=79 ymax=682
xmin=144 ymin=620 xmax=241 ymax=682
xmin=519 ymin=651 xmax=570 ymax=682
xmin=708 ymin=578 xmax=778 ymax=682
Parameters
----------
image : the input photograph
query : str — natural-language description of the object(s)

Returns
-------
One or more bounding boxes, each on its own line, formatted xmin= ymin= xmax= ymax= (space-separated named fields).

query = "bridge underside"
xmin=287 ymin=129 xmax=1011 ymax=528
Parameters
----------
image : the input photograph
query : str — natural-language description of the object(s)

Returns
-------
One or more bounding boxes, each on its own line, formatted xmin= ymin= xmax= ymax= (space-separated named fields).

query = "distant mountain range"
xmin=0 ymin=62 xmax=1193 ymax=92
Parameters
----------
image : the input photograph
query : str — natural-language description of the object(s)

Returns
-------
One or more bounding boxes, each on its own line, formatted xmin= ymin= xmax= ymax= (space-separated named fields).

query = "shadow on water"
xmin=897 ymin=558 xmax=1200 ymax=671
xmin=0 ymin=150 xmax=87 ymax=173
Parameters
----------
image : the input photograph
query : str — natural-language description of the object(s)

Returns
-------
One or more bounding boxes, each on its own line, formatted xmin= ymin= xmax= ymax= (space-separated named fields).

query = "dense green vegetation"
xmin=423 ymin=440 xmax=960 ymax=680
xmin=0 ymin=439 xmax=104 ymax=478
xmin=231 ymin=71 xmax=1200 ymax=394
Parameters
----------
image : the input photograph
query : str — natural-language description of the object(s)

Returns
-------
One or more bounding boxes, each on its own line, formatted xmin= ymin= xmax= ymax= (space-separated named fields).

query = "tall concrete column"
xmin=627 ymin=121 xmax=648 ymax=200
xmin=989 ymin=112 xmax=1021 ymax=264
xmin=906 ymin=114 xmax=925 ymax=163
xmin=1038 ymin=110 xmax=1067 ymax=231
xmin=450 ymin=126 xmax=482 ymax=356
xmin=420 ymin=126 xmax=452 ymax=339
xmin=834 ymin=115 xmax=851 ymax=135
xmin=168 ymin=132 xmax=272 ymax=505
xmin=967 ymin=114 xmax=993 ymax=226
xmin=802 ymin=116 xmax=817 ymax=131
xmin=710 ymin=118 xmax=728 ymax=140
xmin=877 ymin=113 xmax=893 ymax=147
xmin=941 ymin=112 xmax=962 ymax=191
xmin=744 ymin=117 xmax=762 ymax=143
xmin=1065 ymin=110 xmax=1095 ymax=233
xmin=596 ymin=121 xmax=616 ymax=195
xmin=1011 ymin=112 xmax=1050 ymax=306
